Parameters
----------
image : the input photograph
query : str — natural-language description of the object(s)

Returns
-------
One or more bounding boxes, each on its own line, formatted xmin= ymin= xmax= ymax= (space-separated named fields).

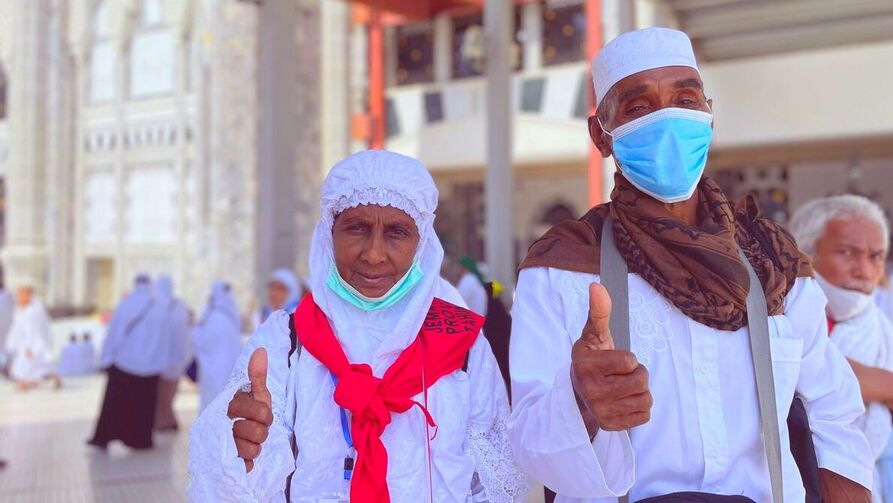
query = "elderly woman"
xmin=188 ymin=151 xmax=527 ymax=502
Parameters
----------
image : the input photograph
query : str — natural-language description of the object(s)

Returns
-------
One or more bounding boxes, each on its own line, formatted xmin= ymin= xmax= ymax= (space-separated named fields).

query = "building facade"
xmin=366 ymin=0 xmax=893 ymax=269
xmin=0 ymin=0 xmax=350 ymax=314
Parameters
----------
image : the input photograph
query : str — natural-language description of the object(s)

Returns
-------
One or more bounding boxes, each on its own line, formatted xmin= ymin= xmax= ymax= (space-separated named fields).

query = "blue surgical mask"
xmin=601 ymin=107 xmax=713 ymax=204
xmin=326 ymin=262 xmax=424 ymax=311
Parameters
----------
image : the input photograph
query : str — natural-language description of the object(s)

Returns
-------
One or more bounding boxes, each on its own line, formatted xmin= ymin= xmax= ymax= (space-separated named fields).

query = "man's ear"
xmin=588 ymin=116 xmax=613 ymax=158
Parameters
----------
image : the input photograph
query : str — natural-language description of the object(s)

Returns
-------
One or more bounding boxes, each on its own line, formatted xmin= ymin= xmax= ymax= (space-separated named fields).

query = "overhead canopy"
xmin=349 ymin=0 xmax=537 ymax=22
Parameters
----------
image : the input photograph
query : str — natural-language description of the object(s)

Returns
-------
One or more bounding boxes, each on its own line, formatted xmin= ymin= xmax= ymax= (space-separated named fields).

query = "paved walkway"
xmin=0 ymin=373 xmax=199 ymax=502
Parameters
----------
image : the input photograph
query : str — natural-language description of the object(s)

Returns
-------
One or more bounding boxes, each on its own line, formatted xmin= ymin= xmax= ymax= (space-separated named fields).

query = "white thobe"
xmin=829 ymin=303 xmax=893 ymax=502
xmin=457 ymin=272 xmax=489 ymax=317
xmin=188 ymin=302 xmax=529 ymax=502
xmin=508 ymin=267 xmax=873 ymax=502
xmin=6 ymin=301 xmax=54 ymax=381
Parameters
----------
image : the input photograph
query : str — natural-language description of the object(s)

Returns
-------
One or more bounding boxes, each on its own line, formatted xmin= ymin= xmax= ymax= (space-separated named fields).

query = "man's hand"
xmin=228 ymin=348 xmax=273 ymax=472
xmin=571 ymin=283 xmax=652 ymax=436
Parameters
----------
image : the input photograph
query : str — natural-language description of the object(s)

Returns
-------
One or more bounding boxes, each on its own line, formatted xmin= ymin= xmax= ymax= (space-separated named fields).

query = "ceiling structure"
xmin=667 ymin=0 xmax=893 ymax=61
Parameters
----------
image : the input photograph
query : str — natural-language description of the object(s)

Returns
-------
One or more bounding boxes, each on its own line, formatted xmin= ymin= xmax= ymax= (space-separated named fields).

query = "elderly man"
xmin=789 ymin=195 xmax=893 ymax=500
xmin=508 ymin=27 xmax=872 ymax=502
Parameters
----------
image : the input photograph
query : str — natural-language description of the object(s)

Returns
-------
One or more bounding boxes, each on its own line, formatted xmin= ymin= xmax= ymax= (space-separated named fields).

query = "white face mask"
xmin=816 ymin=273 xmax=874 ymax=322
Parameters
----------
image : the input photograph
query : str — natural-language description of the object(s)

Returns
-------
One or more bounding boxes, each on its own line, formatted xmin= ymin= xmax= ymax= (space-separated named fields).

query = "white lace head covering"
xmin=308 ymin=150 xmax=443 ymax=367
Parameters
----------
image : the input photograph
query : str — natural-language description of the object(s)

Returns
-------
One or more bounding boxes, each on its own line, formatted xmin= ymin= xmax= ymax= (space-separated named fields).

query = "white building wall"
xmin=701 ymin=40 xmax=893 ymax=147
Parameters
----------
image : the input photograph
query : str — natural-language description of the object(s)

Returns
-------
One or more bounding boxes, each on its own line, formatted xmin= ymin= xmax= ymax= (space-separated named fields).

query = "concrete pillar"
xmin=433 ymin=14 xmax=452 ymax=83
xmin=320 ymin=0 xmax=351 ymax=175
xmin=44 ymin=0 xmax=77 ymax=307
xmin=206 ymin=0 xmax=261 ymax=312
xmin=67 ymin=0 xmax=90 ymax=307
xmin=522 ymin=1 xmax=543 ymax=72
xmin=484 ymin=0 xmax=515 ymax=296
xmin=2 ymin=0 xmax=51 ymax=294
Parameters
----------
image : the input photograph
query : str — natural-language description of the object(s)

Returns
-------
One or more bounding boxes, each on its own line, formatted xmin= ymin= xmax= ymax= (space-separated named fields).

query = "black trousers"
xmin=89 ymin=366 xmax=159 ymax=449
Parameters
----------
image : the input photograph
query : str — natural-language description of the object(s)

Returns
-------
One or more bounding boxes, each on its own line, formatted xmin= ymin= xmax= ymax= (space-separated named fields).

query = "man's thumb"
xmin=247 ymin=348 xmax=270 ymax=405
xmin=581 ymin=282 xmax=614 ymax=350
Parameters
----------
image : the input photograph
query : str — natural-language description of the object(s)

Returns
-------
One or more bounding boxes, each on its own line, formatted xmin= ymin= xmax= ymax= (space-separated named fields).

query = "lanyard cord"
xmin=330 ymin=373 xmax=354 ymax=482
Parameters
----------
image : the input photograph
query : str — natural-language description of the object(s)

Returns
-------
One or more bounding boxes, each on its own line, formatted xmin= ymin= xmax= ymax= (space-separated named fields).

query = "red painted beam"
xmin=368 ymin=8 xmax=386 ymax=149
xmin=586 ymin=0 xmax=604 ymax=206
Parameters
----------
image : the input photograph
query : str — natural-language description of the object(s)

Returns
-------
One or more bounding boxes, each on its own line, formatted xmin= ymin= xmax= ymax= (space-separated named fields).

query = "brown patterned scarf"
xmin=520 ymin=175 xmax=813 ymax=331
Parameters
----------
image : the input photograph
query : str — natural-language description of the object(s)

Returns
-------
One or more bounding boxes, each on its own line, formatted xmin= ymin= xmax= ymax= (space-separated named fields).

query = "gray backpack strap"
xmin=738 ymin=247 xmax=784 ymax=503
xmin=600 ymin=216 xmax=631 ymax=353
xmin=600 ymin=218 xmax=782 ymax=503
xmin=600 ymin=216 xmax=632 ymax=503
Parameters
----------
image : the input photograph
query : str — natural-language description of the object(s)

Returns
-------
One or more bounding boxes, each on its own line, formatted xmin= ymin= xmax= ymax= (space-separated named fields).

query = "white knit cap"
xmin=593 ymin=27 xmax=700 ymax=107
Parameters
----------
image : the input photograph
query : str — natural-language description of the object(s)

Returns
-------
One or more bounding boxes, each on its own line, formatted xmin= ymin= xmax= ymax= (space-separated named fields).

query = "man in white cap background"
xmin=789 ymin=195 xmax=893 ymax=501
xmin=509 ymin=27 xmax=873 ymax=502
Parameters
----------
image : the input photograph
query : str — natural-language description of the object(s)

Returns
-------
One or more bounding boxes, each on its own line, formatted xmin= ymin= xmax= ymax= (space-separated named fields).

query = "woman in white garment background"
xmin=90 ymin=274 xmax=172 ymax=450
xmin=192 ymin=281 xmax=243 ymax=411
xmin=188 ymin=150 xmax=528 ymax=502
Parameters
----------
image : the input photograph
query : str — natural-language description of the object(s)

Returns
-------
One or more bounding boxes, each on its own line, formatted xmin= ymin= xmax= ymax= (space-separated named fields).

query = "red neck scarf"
xmin=295 ymin=295 xmax=483 ymax=503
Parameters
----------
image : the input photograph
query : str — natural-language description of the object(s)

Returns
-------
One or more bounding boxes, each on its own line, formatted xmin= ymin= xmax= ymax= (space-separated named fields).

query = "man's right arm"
xmin=507 ymin=267 xmax=636 ymax=499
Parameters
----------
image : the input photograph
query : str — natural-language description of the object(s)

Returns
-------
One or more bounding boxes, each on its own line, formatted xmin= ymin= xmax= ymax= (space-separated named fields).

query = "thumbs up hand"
xmin=228 ymin=348 xmax=274 ymax=472
xmin=571 ymin=283 xmax=652 ymax=436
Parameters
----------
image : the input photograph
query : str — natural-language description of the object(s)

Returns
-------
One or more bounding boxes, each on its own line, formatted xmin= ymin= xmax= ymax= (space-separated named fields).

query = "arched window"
xmin=89 ymin=0 xmax=117 ymax=103
xmin=541 ymin=202 xmax=576 ymax=226
xmin=129 ymin=0 xmax=175 ymax=98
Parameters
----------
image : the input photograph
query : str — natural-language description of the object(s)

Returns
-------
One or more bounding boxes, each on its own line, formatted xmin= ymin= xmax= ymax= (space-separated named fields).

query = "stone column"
xmin=291 ymin=0 xmax=322 ymax=281
xmin=43 ymin=0 xmax=79 ymax=308
xmin=204 ymin=0 xmax=261 ymax=313
xmin=165 ymin=0 xmax=195 ymax=297
xmin=1 ymin=0 xmax=51 ymax=294
xmin=66 ymin=0 xmax=91 ymax=307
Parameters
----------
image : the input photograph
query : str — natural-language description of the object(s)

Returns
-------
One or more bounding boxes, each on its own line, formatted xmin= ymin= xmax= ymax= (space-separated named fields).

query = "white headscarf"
xmin=200 ymin=280 xmax=241 ymax=331
xmin=308 ymin=150 xmax=454 ymax=369
xmin=268 ymin=268 xmax=302 ymax=309
xmin=100 ymin=275 xmax=153 ymax=369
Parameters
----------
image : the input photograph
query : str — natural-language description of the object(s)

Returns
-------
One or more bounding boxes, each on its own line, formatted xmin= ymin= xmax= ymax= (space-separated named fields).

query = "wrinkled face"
xmin=332 ymin=205 xmax=420 ymax=298
xmin=589 ymin=66 xmax=711 ymax=159
xmin=814 ymin=216 xmax=887 ymax=294
xmin=267 ymin=280 xmax=288 ymax=310
xmin=16 ymin=287 xmax=32 ymax=307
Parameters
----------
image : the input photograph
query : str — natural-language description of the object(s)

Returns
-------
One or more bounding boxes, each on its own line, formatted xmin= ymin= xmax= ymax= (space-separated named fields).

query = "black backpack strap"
xmin=287 ymin=312 xmax=300 ymax=365
xmin=285 ymin=312 xmax=300 ymax=502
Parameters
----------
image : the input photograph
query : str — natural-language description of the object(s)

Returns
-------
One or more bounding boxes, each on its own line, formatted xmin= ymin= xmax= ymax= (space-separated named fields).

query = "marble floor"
xmin=0 ymin=373 xmax=199 ymax=503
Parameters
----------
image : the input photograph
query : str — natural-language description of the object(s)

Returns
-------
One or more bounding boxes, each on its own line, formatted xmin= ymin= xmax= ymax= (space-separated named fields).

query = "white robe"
xmin=829 ymin=302 xmax=893 ymax=502
xmin=160 ymin=299 xmax=193 ymax=381
xmin=100 ymin=285 xmax=172 ymax=376
xmin=876 ymin=274 xmax=893 ymax=323
xmin=57 ymin=340 xmax=97 ymax=376
xmin=508 ymin=268 xmax=873 ymax=502
xmin=192 ymin=291 xmax=242 ymax=411
xmin=188 ymin=281 xmax=528 ymax=503
xmin=6 ymin=300 xmax=53 ymax=381
xmin=457 ymin=271 xmax=489 ymax=317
